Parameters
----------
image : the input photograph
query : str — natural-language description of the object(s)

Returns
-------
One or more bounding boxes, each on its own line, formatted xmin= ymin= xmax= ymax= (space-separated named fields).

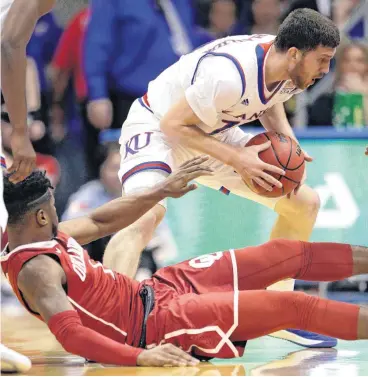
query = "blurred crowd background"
xmin=1 ymin=0 xmax=368 ymax=311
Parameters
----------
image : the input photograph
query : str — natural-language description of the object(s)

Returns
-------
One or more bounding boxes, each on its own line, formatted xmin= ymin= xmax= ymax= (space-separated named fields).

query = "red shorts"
xmin=143 ymin=241 xmax=357 ymax=359
xmin=144 ymin=250 xmax=244 ymax=359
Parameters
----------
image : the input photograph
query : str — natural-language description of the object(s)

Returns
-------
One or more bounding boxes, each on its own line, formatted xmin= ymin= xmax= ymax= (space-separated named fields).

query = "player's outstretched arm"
xmin=16 ymin=255 xmax=154 ymax=365
xmin=59 ymin=156 xmax=213 ymax=245
xmin=1 ymin=0 xmax=54 ymax=183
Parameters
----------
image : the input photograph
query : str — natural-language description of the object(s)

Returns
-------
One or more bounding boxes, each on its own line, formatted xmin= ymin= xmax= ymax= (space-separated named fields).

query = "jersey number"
xmin=189 ymin=252 xmax=223 ymax=269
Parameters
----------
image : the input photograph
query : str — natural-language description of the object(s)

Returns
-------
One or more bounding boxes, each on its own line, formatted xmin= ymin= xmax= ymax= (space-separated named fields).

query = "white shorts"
xmin=118 ymin=100 xmax=281 ymax=209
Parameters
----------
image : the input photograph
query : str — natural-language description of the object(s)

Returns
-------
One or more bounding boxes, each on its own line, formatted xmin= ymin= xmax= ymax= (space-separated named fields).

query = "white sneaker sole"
xmin=0 ymin=345 xmax=32 ymax=373
xmin=268 ymin=330 xmax=324 ymax=347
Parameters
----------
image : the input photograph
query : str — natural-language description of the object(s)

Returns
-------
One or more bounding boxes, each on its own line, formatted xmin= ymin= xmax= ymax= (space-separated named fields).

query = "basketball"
xmin=245 ymin=131 xmax=305 ymax=198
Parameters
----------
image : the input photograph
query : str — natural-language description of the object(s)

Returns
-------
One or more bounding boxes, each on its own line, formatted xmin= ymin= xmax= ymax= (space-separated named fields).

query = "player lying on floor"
xmin=2 ymin=166 xmax=368 ymax=367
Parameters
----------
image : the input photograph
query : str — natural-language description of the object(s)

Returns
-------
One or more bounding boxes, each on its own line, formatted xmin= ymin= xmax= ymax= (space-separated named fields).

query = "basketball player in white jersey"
xmin=116 ymin=9 xmax=340 ymax=348
xmin=1 ymin=0 xmax=55 ymax=372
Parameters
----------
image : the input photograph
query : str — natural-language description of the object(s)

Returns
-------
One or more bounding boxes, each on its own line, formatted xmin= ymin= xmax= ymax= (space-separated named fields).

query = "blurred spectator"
xmin=281 ymin=0 xmax=332 ymax=19
xmin=332 ymin=0 xmax=364 ymax=39
xmin=309 ymin=42 xmax=368 ymax=127
xmin=208 ymin=0 xmax=236 ymax=37
xmin=84 ymin=0 xmax=213 ymax=179
xmin=232 ymin=0 xmax=282 ymax=36
xmin=62 ymin=144 xmax=178 ymax=278
xmin=25 ymin=11 xmax=63 ymax=155
xmin=250 ymin=0 xmax=282 ymax=35
xmin=50 ymin=8 xmax=99 ymax=176
xmin=281 ymin=0 xmax=363 ymax=38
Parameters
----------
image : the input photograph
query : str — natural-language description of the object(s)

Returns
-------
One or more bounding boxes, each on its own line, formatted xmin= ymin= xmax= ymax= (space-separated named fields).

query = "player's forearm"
xmin=1 ymin=0 xmax=42 ymax=131
xmin=91 ymin=187 xmax=166 ymax=235
xmin=48 ymin=310 xmax=143 ymax=365
xmin=60 ymin=186 xmax=167 ymax=245
xmin=1 ymin=42 xmax=29 ymax=131
xmin=161 ymin=121 xmax=237 ymax=166
xmin=260 ymin=103 xmax=297 ymax=141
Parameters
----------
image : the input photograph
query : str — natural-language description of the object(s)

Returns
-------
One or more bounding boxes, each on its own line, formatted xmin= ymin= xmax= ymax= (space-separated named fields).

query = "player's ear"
xmin=36 ymin=209 xmax=48 ymax=227
xmin=287 ymin=47 xmax=300 ymax=61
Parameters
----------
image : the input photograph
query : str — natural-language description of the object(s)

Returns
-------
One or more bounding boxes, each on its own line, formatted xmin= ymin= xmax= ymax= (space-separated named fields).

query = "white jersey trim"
xmin=0 ymin=240 xmax=59 ymax=262
xmin=67 ymin=296 xmax=127 ymax=337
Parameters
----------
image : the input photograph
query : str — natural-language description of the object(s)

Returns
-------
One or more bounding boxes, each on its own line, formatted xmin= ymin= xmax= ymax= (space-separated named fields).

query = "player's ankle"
xmin=357 ymin=306 xmax=368 ymax=339
xmin=351 ymin=245 xmax=368 ymax=275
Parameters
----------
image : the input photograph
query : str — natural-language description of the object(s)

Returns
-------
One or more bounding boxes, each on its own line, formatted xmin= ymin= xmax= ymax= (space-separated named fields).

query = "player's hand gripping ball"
xmin=245 ymin=131 xmax=305 ymax=197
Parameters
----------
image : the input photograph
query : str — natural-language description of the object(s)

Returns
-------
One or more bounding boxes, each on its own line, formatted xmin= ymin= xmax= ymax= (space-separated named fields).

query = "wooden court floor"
xmin=2 ymin=312 xmax=368 ymax=376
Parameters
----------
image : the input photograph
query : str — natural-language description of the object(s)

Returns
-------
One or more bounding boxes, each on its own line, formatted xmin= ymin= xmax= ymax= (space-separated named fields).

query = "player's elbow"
xmin=160 ymin=119 xmax=183 ymax=145
xmin=1 ymin=37 xmax=25 ymax=64
xmin=1 ymin=39 xmax=13 ymax=57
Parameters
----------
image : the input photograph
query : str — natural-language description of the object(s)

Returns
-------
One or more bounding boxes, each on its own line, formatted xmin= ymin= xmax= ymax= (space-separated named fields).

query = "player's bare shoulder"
xmin=17 ymin=254 xmax=66 ymax=290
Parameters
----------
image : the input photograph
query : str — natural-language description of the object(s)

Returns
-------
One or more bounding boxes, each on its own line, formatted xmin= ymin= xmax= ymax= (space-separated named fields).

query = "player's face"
xmin=288 ymin=46 xmax=336 ymax=90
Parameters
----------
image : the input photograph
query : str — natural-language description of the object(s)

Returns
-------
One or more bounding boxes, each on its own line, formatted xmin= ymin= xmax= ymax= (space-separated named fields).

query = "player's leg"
xmin=231 ymin=290 xmax=364 ymax=342
xmin=193 ymin=128 xmax=332 ymax=347
xmin=103 ymin=100 xmax=172 ymax=273
xmin=235 ymin=240 xmax=368 ymax=289
xmin=152 ymin=240 xmax=360 ymax=306
xmin=271 ymin=185 xmax=320 ymax=241
xmin=153 ymin=290 xmax=365 ymax=359
xmin=102 ymin=213 xmax=163 ymax=278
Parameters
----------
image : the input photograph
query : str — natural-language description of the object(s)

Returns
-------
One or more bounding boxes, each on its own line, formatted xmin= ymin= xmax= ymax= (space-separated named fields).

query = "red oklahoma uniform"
xmin=1 ymin=231 xmax=246 ymax=359
xmin=1 ymin=232 xmax=358 ymax=362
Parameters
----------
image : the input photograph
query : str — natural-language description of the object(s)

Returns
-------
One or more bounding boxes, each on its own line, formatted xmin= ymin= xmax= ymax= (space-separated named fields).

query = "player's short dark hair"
xmin=4 ymin=170 xmax=53 ymax=225
xmin=274 ymin=9 xmax=340 ymax=53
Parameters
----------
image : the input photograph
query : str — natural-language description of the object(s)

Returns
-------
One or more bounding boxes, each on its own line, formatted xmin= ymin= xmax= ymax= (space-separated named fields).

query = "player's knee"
xmin=278 ymin=291 xmax=312 ymax=324
xmin=150 ymin=204 xmax=166 ymax=227
xmin=265 ymin=238 xmax=303 ymax=254
xmin=135 ymin=205 xmax=166 ymax=233
xmin=283 ymin=186 xmax=320 ymax=219
xmin=281 ymin=291 xmax=318 ymax=328
xmin=298 ymin=188 xmax=320 ymax=219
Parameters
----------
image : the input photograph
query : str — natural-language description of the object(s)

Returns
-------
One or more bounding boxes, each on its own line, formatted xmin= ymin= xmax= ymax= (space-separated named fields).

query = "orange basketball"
xmin=245 ymin=131 xmax=305 ymax=198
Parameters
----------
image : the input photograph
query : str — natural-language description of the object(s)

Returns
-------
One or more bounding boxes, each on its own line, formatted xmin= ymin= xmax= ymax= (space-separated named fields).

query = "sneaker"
xmin=0 ymin=344 xmax=32 ymax=373
xmin=268 ymin=329 xmax=337 ymax=348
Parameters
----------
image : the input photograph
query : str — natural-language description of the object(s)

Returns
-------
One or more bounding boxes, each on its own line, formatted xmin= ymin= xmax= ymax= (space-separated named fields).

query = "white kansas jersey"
xmin=142 ymin=34 xmax=302 ymax=136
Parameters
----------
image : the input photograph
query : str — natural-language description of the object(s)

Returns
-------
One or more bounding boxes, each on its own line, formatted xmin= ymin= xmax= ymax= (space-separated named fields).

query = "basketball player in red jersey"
xmin=2 ymin=168 xmax=368 ymax=367
xmin=1 ymin=0 xmax=57 ymax=372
